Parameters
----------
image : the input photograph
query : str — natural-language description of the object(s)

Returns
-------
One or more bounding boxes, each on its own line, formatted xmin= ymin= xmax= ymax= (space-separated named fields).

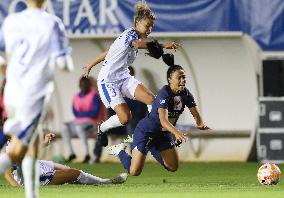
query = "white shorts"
xmin=12 ymin=160 xmax=55 ymax=186
xmin=98 ymin=76 xmax=141 ymax=109
xmin=38 ymin=160 xmax=55 ymax=185
xmin=3 ymin=82 xmax=54 ymax=146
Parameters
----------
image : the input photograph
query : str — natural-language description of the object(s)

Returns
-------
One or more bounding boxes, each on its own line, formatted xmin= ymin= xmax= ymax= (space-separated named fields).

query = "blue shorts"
xmin=131 ymin=120 xmax=175 ymax=155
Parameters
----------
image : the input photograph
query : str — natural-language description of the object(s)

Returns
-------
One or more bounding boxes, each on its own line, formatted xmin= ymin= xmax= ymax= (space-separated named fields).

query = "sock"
xmin=76 ymin=170 xmax=112 ymax=184
xmin=22 ymin=156 xmax=39 ymax=198
xmin=147 ymin=105 xmax=152 ymax=113
xmin=118 ymin=150 xmax=131 ymax=173
xmin=0 ymin=153 xmax=12 ymax=174
xmin=149 ymin=147 xmax=165 ymax=167
xmin=100 ymin=115 xmax=123 ymax=132
xmin=0 ymin=130 xmax=7 ymax=149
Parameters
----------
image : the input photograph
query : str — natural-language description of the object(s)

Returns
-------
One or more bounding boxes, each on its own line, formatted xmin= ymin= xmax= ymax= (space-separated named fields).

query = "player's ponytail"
xmin=134 ymin=1 xmax=156 ymax=26
xmin=162 ymin=53 xmax=184 ymax=84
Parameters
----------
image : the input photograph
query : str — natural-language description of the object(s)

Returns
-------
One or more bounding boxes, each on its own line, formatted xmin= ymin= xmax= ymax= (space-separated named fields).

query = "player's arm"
xmin=158 ymin=108 xmax=187 ymax=142
xmin=132 ymin=40 xmax=179 ymax=49
xmin=4 ymin=168 xmax=19 ymax=187
xmin=83 ymin=50 xmax=108 ymax=77
xmin=189 ymin=106 xmax=210 ymax=130
xmin=42 ymin=133 xmax=56 ymax=147
xmin=50 ymin=19 xmax=74 ymax=72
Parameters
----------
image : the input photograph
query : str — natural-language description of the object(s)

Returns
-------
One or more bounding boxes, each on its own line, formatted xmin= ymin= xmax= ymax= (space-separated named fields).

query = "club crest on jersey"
xmin=173 ymin=96 xmax=182 ymax=110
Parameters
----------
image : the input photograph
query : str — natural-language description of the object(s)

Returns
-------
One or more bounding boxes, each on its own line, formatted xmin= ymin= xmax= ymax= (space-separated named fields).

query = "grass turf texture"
xmin=0 ymin=162 xmax=283 ymax=198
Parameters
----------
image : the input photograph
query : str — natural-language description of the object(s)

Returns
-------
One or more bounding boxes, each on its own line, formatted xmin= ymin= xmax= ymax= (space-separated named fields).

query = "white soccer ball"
xmin=257 ymin=163 xmax=282 ymax=185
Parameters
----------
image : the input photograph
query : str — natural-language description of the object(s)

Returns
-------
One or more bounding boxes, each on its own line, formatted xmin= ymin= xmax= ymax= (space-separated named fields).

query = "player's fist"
xmin=196 ymin=124 xmax=210 ymax=130
xmin=83 ymin=63 xmax=92 ymax=77
xmin=162 ymin=42 xmax=180 ymax=51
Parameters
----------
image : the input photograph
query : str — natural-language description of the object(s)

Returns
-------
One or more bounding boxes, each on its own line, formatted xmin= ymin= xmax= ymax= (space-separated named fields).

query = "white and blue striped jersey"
xmin=0 ymin=8 xmax=71 ymax=101
xmin=97 ymin=27 xmax=139 ymax=82
xmin=12 ymin=160 xmax=55 ymax=186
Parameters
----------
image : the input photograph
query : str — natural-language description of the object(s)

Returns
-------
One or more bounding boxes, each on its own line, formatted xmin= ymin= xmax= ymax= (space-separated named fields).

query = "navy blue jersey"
xmin=143 ymin=85 xmax=196 ymax=132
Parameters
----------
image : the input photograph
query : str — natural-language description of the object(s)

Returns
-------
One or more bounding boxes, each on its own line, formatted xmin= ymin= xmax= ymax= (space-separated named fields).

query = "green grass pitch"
xmin=0 ymin=162 xmax=283 ymax=198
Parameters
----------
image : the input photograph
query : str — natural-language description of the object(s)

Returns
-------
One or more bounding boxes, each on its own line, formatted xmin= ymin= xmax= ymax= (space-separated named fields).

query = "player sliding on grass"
xmin=107 ymin=54 xmax=209 ymax=176
xmin=83 ymin=1 xmax=179 ymax=147
xmin=4 ymin=133 xmax=128 ymax=186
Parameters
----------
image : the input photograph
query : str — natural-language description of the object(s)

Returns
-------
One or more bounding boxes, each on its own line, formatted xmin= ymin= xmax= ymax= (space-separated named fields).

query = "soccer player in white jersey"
xmin=84 ymin=1 xmax=179 ymax=147
xmin=0 ymin=0 xmax=73 ymax=197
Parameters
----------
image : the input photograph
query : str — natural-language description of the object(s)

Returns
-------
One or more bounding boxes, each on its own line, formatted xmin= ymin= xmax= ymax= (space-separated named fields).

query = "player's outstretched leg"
xmin=22 ymin=155 xmax=39 ymax=198
xmin=49 ymin=163 xmax=128 ymax=185
xmin=134 ymin=84 xmax=155 ymax=113
xmin=98 ymin=104 xmax=131 ymax=147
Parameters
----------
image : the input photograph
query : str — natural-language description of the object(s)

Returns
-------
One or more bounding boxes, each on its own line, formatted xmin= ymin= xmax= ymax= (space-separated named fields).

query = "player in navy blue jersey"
xmin=107 ymin=54 xmax=209 ymax=176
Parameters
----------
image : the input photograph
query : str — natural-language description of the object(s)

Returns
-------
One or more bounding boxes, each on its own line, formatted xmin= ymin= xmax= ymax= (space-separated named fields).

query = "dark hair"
xmin=134 ymin=1 xmax=156 ymax=25
xmin=128 ymin=66 xmax=135 ymax=76
xmin=162 ymin=53 xmax=184 ymax=83
xmin=79 ymin=76 xmax=92 ymax=93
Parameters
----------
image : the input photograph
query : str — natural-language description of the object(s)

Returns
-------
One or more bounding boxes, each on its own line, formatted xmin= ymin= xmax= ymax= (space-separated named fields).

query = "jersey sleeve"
xmin=156 ymin=91 xmax=169 ymax=110
xmin=49 ymin=19 xmax=71 ymax=58
xmin=185 ymin=89 xmax=197 ymax=108
xmin=124 ymin=29 xmax=139 ymax=48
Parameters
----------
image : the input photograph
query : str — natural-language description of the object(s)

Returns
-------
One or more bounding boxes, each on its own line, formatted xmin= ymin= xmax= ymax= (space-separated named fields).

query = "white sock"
xmin=0 ymin=153 xmax=12 ymax=174
xmin=22 ymin=156 xmax=39 ymax=198
xmin=76 ymin=171 xmax=112 ymax=184
xmin=100 ymin=115 xmax=123 ymax=133
xmin=147 ymin=105 xmax=152 ymax=113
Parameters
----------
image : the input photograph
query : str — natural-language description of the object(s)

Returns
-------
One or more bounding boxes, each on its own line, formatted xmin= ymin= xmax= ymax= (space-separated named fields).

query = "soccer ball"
xmin=257 ymin=163 xmax=282 ymax=185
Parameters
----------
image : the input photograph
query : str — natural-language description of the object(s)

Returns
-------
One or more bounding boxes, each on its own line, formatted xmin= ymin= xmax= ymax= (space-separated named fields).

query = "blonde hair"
xmin=134 ymin=1 xmax=156 ymax=25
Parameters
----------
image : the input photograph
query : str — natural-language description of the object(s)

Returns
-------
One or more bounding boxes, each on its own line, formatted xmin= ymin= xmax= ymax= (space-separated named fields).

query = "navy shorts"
xmin=131 ymin=121 xmax=175 ymax=155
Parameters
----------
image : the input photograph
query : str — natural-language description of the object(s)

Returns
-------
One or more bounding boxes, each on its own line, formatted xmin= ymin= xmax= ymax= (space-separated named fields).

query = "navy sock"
xmin=118 ymin=150 xmax=131 ymax=173
xmin=0 ymin=130 xmax=7 ymax=149
xmin=149 ymin=147 xmax=165 ymax=167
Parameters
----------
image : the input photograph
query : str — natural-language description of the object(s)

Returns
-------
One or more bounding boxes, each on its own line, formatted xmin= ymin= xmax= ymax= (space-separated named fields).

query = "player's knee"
xmin=69 ymin=169 xmax=81 ymax=178
xmin=9 ymin=151 xmax=25 ymax=163
xmin=118 ymin=112 xmax=132 ymax=125
xmin=165 ymin=164 xmax=178 ymax=172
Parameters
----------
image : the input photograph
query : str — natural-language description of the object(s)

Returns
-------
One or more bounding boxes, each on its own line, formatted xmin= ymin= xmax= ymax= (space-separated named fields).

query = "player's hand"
xmin=44 ymin=133 xmax=56 ymax=146
xmin=163 ymin=42 xmax=180 ymax=51
xmin=173 ymin=131 xmax=187 ymax=143
xmin=196 ymin=124 xmax=210 ymax=130
xmin=83 ymin=63 xmax=92 ymax=77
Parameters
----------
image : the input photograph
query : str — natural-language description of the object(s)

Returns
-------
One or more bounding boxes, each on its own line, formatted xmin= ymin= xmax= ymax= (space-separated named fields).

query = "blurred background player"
xmin=0 ymin=0 xmax=73 ymax=197
xmin=0 ymin=56 xmax=7 ymax=148
xmin=83 ymin=1 xmax=179 ymax=147
xmin=107 ymin=54 xmax=209 ymax=176
xmin=4 ymin=133 xmax=127 ymax=186
xmin=0 ymin=56 xmax=6 ymax=127
xmin=61 ymin=76 xmax=105 ymax=163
